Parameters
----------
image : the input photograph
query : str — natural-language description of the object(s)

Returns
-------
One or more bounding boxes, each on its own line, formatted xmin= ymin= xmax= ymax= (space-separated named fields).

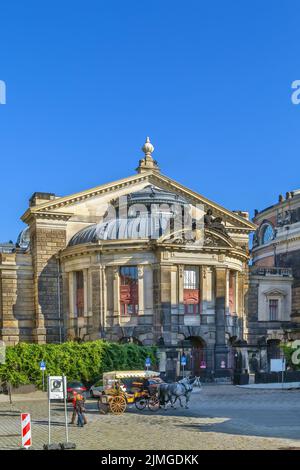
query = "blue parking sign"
xmin=40 ymin=361 xmax=46 ymax=371
xmin=145 ymin=357 xmax=151 ymax=367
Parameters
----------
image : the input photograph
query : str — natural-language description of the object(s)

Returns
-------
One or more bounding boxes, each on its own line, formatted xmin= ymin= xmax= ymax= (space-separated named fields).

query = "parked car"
xmin=89 ymin=379 xmax=104 ymax=398
xmin=66 ymin=381 xmax=87 ymax=401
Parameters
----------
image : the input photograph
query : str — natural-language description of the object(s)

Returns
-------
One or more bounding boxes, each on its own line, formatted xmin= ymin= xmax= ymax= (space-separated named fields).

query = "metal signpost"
xmin=45 ymin=375 xmax=75 ymax=450
xmin=145 ymin=356 xmax=151 ymax=372
xmin=270 ymin=357 xmax=286 ymax=390
xmin=39 ymin=361 xmax=46 ymax=391
xmin=181 ymin=354 xmax=187 ymax=378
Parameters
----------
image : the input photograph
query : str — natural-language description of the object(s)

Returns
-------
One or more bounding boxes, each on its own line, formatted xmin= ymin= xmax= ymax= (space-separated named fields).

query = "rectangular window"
xmin=120 ymin=266 xmax=139 ymax=315
xmin=269 ymin=299 xmax=278 ymax=321
xmin=184 ymin=266 xmax=200 ymax=314
xmin=75 ymin=271 xmax=84 ymax=317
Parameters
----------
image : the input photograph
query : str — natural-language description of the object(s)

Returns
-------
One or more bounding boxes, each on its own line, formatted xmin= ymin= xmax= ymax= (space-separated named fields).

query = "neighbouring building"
xmin=0 ymin=138 xmax=255 ymax=379
xmin=248 ymin=190 xmax=300 ymax=371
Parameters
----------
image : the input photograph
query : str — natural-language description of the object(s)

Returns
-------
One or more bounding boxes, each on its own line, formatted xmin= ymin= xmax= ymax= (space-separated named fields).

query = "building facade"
xmin=248 ymin=190 xmax=300 ymax=370
xmin=0 ymin=138 xmax=255 ymax=378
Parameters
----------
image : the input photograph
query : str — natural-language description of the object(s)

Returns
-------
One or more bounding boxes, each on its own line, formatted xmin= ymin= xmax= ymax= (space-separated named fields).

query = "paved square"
xmin=1 ymin=385 xmax=300 ymax=450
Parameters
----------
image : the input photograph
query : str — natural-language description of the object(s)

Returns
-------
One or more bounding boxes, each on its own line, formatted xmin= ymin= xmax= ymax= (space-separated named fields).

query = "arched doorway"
xmin=184 ymin=336 xmax=207 ymax=376
xmin=267 ymin=339 xmax=281 ymax=364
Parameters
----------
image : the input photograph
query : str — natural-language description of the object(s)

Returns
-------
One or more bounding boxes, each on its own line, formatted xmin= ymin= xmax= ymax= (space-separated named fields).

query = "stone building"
xmin=248 ymin=190 xmax=300 ymax=370
xmin=0 ymin=138 xmax=255 ymax=378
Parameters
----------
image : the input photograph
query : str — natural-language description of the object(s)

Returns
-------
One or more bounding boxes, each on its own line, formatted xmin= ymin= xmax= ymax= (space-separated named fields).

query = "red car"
xmin=67 ymin=381 xmax=87 ymax=401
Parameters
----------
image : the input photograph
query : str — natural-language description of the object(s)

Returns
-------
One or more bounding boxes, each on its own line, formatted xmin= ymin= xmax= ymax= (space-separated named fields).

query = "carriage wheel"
xmin=135 ymin=397 xmax=147 ymax=411
xmin=148 ymin=396 xmax=160 ymax=412
xmin=109 ymin=395 xmax=127 ymax=414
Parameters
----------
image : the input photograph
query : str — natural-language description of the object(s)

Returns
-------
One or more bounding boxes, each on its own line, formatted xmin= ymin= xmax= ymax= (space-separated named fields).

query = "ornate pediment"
xmin=263 ymin=288 xmax=287 ymax=297
xmin=22 ymin=169 xmax=255 ymax=232
xmin=157 ymin=227 xmax=235 ymax=248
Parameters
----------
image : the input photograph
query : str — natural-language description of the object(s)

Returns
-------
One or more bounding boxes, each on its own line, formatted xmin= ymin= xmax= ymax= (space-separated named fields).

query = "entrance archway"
xmin=184 ymin=336 xmax=207 ymax=376
xmin=267 ymin=339 xmax=281 ymax=364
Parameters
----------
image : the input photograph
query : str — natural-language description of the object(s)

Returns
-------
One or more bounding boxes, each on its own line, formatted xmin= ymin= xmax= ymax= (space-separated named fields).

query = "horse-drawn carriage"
xmin=97 ymin=370 xmax=160 ymax=415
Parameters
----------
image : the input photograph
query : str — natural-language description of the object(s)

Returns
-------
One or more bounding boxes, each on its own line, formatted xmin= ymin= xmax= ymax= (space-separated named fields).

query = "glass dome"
xmin=69 ymin=186 xmax=190 ymax=246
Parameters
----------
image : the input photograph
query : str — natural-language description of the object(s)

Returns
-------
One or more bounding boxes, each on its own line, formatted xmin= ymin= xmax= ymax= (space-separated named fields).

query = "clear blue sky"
xmin=1 ymin=0 xmax=300 ymax=241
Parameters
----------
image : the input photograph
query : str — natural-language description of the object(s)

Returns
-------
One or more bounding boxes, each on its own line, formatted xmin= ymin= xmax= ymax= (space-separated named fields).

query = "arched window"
xmin=260 ymin=223 xmax=274 ymax=245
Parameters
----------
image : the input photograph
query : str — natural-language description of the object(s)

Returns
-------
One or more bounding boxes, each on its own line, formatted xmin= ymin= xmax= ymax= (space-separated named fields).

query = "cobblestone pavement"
xmin=1 ymin=385 xmax=300 ymax=450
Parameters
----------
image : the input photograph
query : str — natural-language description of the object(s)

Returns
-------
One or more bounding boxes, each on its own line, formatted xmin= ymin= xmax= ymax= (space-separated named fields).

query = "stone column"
xmin=170 ymin=266 xmax=178 ymax=311
xmin=0 ymin=253 xmax=19 ymax=345
xmin=87 ymin=268 xmax=93 ymax=317
xmin=214 ymin=267 xmax=229 ymax=375
xmin=234 ymin=271 xmax=239 ymax=314
xmin=160 ymin=265 xmax=172 ymax=345
xmin=68 ymin=272 xmax=75 ymax=318
xmin=83 ymin=268 xmax=88 ymax=316
xmin=113 ymin=267 xmax=120 ymax=320
xmin=152 ymin=263 xmax=162 ymax=342
xmin=88 ymin=268 xmax=100 ymax=339
xmin=61 ymin=270 xmax=69 ymax=342
xmin=178 ymin=265 xmax=184 ymax=315
xmin=67 ymin=271 xmax=75 ymax=338
xmin=200 ymin=266 xmax=206 ymax=315
xmin=238 ymin=270 xmax=246 ymax=340
xmin=225 ymin=269 xmax=230 ymax=315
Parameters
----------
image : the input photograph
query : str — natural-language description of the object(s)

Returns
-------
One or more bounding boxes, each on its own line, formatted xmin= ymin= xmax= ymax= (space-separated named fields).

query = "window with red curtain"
xmin=120 ymin=266 xmax=139 ymax=315
xmin=75 ymin=271 xmax=84 ymax=317
xmin=183 ymin=267 xmax=200 ymax=314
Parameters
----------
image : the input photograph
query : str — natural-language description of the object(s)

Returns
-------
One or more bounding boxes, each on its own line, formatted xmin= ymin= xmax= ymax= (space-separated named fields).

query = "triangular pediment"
xmin=21 ymin=169 xmax=256 ymax=231
xmin=263 ymin=288 xmax=287 ymax=297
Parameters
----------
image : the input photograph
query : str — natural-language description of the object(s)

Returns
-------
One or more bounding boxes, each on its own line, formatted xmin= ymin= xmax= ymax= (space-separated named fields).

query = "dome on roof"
xmin=126 ymin=185 xmax=188 ymax=207
xmin=69 ymin=214 xmax=174 ymax=246
xmin=16 ymin=227 xmax=30 ymax=250
xmin=69 ymin=186 xmax=190 ymax=246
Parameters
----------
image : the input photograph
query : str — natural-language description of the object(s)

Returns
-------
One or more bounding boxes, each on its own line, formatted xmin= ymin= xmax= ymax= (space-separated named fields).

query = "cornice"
xmin=22 ymin=210 xmax=74 ymax=225
xmin=59 ymin=237 xmax=249 ymax=263
xmin=21 ymin=169 xmax=255 ymax=231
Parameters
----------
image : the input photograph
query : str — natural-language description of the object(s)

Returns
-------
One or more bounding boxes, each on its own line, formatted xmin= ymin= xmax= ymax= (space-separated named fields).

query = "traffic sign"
xmin=181 ymin=355 xmax=187 ymax=366
xmin=200 ymin=360 xmax=206 ymax=369
xmin=145 ymin=356 xmax=151 ymax=368
xmin=48 ymin=376 xmax=66 ymax=400
xmin=40 ymin=361 xmax=46 ymax=371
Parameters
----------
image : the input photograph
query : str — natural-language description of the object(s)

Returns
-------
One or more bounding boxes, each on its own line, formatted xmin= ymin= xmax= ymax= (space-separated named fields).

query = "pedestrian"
xmin=75 ymin=393 xmax=87 ymax=427
xmin=70 ymin=391 xmax=78 ymax=425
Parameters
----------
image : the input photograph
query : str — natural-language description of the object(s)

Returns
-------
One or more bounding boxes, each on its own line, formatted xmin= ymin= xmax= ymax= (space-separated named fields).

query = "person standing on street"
xmin=75 ymin=393 xmax=87 ymax=427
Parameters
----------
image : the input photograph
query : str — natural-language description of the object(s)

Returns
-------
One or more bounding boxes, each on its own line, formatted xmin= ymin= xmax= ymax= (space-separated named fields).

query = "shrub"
xmin=0 ymin=340 xmax=157 ymax=388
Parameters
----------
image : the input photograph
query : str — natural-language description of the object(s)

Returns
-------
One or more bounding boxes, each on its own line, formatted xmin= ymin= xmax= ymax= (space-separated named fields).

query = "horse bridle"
xmin=180 ymin=380 xmax=192 ymax=392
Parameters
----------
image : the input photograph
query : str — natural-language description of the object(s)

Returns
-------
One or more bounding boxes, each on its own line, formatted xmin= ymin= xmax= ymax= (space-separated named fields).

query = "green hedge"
xmin=0 ymin=340 xmax=157 ymax=388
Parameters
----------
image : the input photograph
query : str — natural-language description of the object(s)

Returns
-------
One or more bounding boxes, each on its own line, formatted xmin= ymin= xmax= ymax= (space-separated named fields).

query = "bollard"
xmin=21 ymin=413 xmax=32 ymax=449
